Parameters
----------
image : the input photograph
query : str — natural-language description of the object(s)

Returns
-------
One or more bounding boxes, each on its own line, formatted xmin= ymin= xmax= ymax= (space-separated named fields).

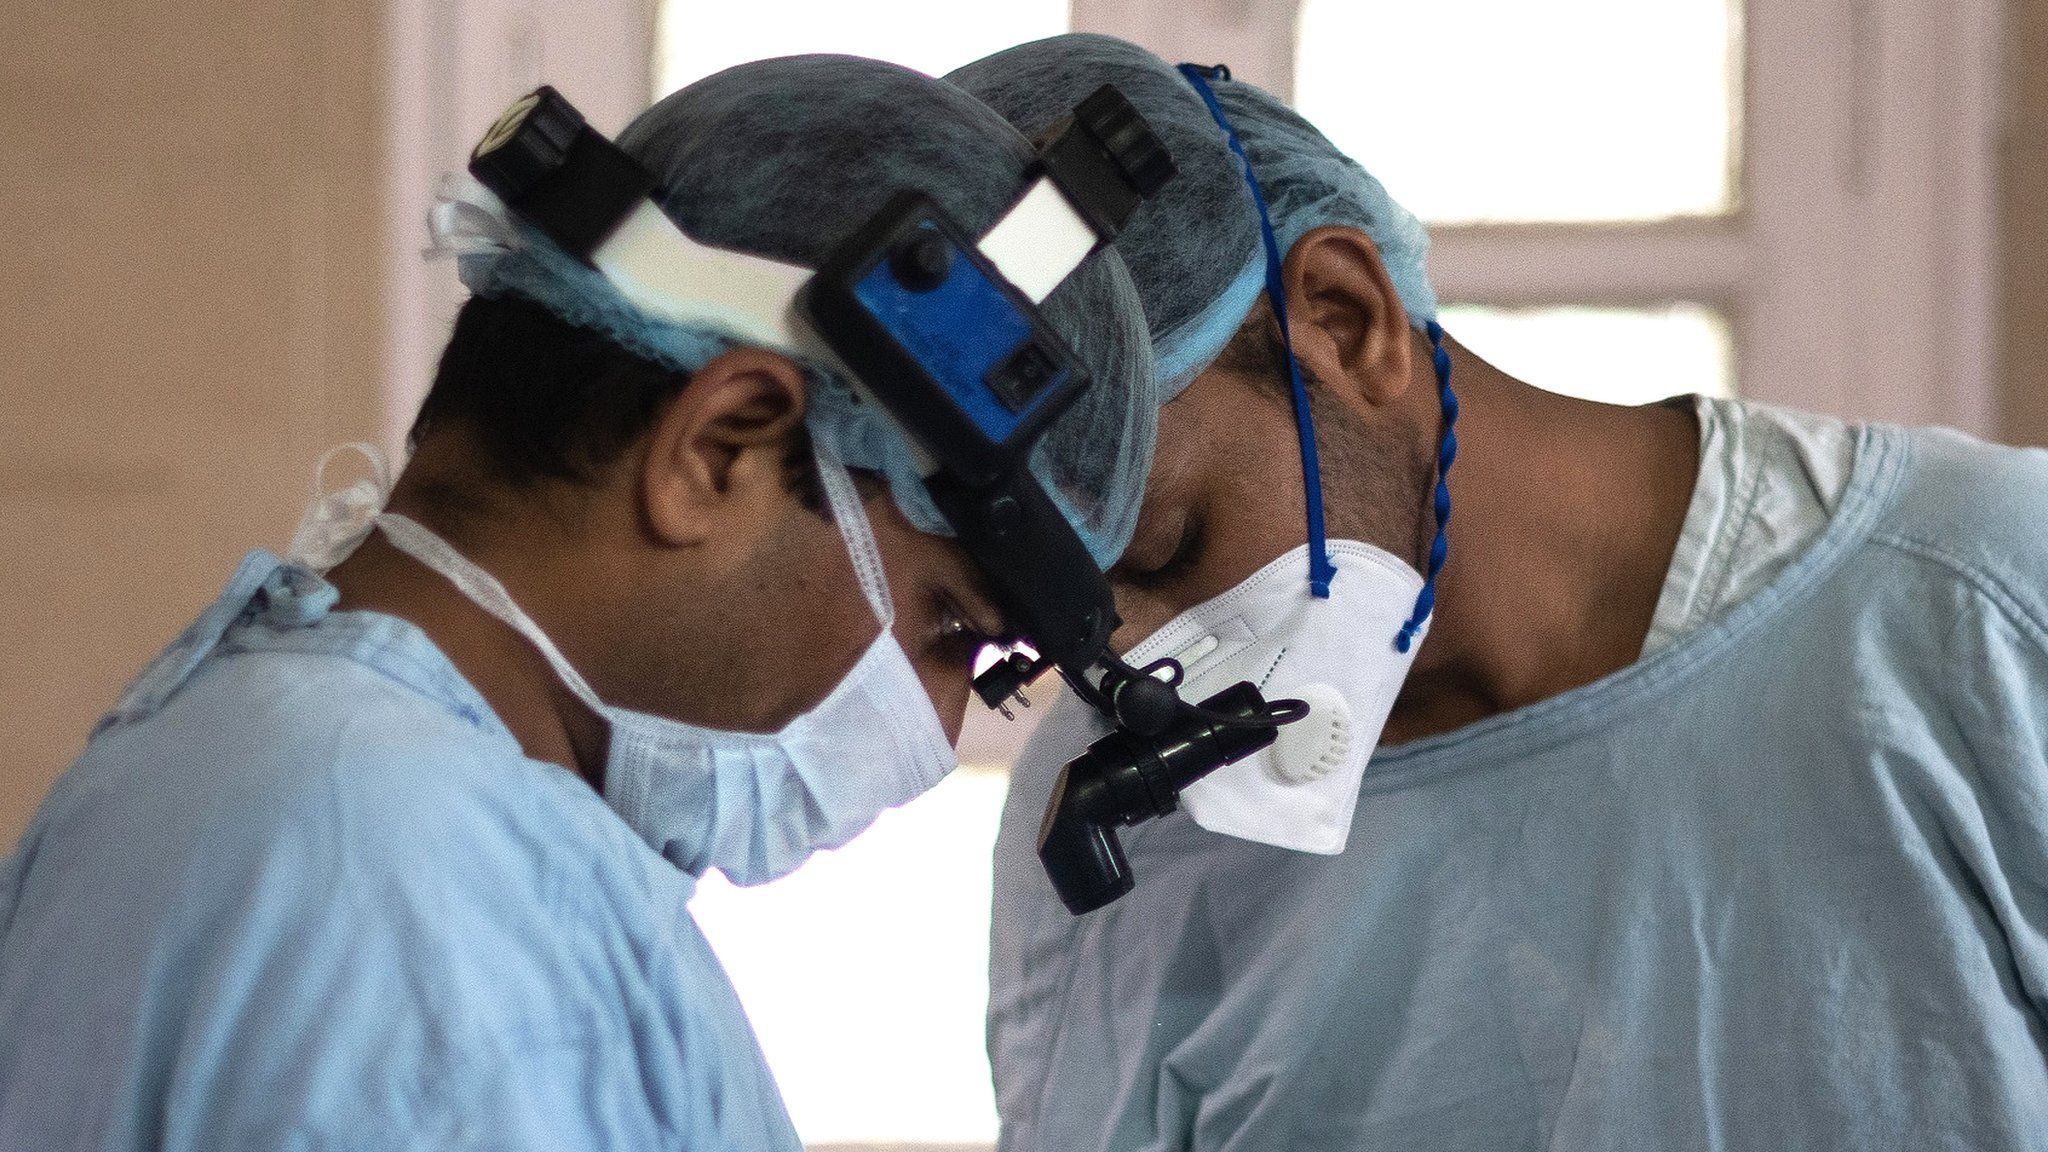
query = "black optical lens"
xmin=888 ymin=229 xmax=952 ymax=292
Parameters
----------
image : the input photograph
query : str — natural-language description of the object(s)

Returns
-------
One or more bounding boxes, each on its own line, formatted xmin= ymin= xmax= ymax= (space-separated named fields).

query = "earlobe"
xmin=641 ymin=347 xmax=811 ymax=548
xmin=1281 ymin=226 xmax=1413 ymax=407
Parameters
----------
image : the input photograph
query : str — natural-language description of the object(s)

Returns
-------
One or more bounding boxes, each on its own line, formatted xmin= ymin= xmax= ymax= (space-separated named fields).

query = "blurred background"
xmin=1 ymin=1 xmax=2038 ymax=1148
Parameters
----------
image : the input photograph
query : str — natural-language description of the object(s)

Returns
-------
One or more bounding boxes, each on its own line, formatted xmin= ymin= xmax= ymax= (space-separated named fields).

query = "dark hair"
xmin=1207 ymin=302 xmax=1291 ymax=403
xmin=409 ymin=294 xmax=819 ymax=507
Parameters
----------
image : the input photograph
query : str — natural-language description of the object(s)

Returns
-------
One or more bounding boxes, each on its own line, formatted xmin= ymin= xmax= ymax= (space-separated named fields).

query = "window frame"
xmin=1070 ymin=0 xmax=2005 ymax=432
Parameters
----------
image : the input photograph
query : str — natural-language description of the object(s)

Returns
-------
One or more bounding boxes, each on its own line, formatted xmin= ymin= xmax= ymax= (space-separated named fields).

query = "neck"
xmin=325 ymin=517 xmax=611 ymax=789
xmin=1384 ymin=340 xmax=1698 ymax=743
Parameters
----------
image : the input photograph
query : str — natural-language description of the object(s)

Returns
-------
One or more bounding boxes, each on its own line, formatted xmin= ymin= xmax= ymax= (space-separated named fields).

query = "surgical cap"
xmin=948 ymin=34 xmax=1438 ymax=402
xmin=449 ymin=55 xmax=1156 ymax=568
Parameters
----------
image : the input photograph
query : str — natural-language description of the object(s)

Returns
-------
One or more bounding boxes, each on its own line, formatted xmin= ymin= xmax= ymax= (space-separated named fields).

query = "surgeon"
xmin=0 ymin=56 xmax=1158 ymax=1149
xmin=949 ymin=34 xmax=2048 ymax=1152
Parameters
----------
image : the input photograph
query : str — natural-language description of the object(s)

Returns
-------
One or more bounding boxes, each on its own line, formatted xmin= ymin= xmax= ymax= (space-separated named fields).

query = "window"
xmin=1294 ymin=0 xmax=1743 ymax=405
xmin=1296 ymin=0 xmax=1740 ymax=226
xmin=686 ymin=765 xmax=1013 ymax=1146
xmin=1054 ymin=0 xmax=1998 ymax=426
xmin=1442 ymin=304 xmax=1734 ymax=405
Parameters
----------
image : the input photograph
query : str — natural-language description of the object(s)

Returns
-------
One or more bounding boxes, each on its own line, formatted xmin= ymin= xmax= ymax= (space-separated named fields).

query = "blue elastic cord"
xmin=1177 ymin=63 xmax=1336 ymax=598
xmin=1395 ymin=319 xmax=1457 ymax=653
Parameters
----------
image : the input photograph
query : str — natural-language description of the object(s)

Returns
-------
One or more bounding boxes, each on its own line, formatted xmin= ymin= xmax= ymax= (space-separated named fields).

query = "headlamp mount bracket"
xmin=466 ymin=82 xmax=1296 ymax=918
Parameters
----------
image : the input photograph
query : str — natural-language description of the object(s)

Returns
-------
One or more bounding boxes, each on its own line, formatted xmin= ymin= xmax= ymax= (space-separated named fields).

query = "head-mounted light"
xmin=465 ymin=84 xmax=1306 ymax=915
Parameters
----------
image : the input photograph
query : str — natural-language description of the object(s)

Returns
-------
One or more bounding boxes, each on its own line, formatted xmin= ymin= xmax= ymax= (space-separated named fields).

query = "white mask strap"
xmin=360 ymin=453 xmax=895 ymax=716
xmin=371 ymin=511 xmax=610 ymax=717
xmin=288 ymin=442 xmax=400 ymax=571
xmin=811 ymin=439 xmax=895 ymax=629
xmin=424 ymin=172 xmax=521 ymax=260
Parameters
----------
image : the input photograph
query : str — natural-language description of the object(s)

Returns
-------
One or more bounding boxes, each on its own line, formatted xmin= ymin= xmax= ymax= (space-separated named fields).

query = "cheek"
xmin=908 ymin=649 xmax=973 ymax=745
xmin=755 ymin=513 xmax=888 ymax=723
xmin=856 ymin=501 xmax=976 ymax=744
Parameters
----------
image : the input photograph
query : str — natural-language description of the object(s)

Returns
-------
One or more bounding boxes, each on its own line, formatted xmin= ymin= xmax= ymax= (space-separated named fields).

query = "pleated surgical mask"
xmin=290 ymin=441 xmax=958 ymax=885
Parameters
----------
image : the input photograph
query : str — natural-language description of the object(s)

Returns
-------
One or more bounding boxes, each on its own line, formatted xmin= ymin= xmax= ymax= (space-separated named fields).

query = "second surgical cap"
xmin=948 ymin=34 xmax=1438 ymax=402
xmin=436 ymin=55 xmax=1156 ymax=568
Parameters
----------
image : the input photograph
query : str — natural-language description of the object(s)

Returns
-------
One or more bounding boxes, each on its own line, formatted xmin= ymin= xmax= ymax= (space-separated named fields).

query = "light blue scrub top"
xmin=0 ymin=554 xmax=801 ymax=1151
xmin=990 ymin=423 xmax=2048 ymax=1152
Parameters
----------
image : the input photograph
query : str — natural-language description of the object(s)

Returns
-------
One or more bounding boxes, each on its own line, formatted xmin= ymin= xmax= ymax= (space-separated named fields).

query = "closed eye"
xmin=933 ymin=594 xmax=997 ymax=666
xmin=1116 ymin=515 xmax=1205 ymax=591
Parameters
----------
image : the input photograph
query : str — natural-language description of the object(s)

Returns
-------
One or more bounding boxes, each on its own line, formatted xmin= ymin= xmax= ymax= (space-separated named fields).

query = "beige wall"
xmin=0 ymin=2 xmax=387 ymax=846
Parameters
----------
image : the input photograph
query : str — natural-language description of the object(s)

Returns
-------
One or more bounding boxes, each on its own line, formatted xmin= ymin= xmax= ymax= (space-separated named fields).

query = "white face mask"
xmin=1121 ymin=540 xmax=1426 ymax=855
xmin=290 ymin=443 xmax=958 ymax=885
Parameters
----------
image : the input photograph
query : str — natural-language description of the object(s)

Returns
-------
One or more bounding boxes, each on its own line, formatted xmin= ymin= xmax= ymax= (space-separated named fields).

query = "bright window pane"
xmin=1441 ymin=303 xmax=1733 ymax=404
xmin=1295 ymin=0 xmax=1740 ymax=224
xmin=656 ymin=0 xmax=1067 ymax=96
xmin=688 ymin=766 xmax=1010 ymax=1146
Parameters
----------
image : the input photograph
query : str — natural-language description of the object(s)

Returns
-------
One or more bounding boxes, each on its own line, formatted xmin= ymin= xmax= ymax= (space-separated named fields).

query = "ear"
xmin=640 ymin=346 xmax=810 ymax=549
xmin=1279 ymin=225 xmax=1414 ymax=407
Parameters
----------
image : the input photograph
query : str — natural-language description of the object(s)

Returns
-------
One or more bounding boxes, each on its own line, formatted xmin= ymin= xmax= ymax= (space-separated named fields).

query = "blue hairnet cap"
xmin=450 ymin=55 xmax=1156 ymax=568
xmin=948 ymin=34 xmax=1438 ymax=402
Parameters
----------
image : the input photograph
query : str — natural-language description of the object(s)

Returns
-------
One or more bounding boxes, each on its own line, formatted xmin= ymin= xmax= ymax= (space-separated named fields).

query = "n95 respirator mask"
xmin=1121 ymin=540 xmax=1426 ymax=854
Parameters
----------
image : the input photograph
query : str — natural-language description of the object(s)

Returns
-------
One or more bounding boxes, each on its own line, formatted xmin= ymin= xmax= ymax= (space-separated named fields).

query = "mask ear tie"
xmin=287 ymin=442 xmax=399 ymax=571
xmin=1394 ymin=319 xmax=1458 ymax=654
xmin=1178 ymin=62 xmax=1335 ymax=599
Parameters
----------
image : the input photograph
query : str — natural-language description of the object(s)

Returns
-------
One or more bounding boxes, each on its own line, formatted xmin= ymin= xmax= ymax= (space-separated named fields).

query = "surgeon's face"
xmin=1106 ymin=363 xmax=1317 ymax=646
xmin=1107 ymin=228 xmax=1438 ymax=648
xmin=1109 ymin=361 xmax=1437 ymax=649
xmin=593 ymin=345 xmax=1005 ymax=746
xmin=855 ymin=490 xmax=1010 ymax=742
xmin=722 ymin=478 xmax=1008 ymax=743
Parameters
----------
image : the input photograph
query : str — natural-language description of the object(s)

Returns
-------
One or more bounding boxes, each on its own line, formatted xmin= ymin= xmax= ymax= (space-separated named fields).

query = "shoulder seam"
xmin=1869 ymin=531 xmax=2048 ymax=654
xmin=217 ymin=639 xmax=499 ymax=733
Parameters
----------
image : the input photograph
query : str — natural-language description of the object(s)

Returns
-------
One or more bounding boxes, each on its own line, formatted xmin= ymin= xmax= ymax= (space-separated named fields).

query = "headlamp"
xmin=466 ymin=85 xmax=1305 ymax=916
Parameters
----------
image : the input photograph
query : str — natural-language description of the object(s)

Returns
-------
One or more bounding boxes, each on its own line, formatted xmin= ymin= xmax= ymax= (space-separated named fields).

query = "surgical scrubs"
xmin=0 ymin=554 xmax=801 ymax=1151
xmin=989 ymin=412 xmax=2048 ymax=1151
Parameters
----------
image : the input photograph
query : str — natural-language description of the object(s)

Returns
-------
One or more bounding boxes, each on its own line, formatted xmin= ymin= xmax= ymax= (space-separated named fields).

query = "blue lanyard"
xmin=1178 ymin=63 xmax=1337 ymax=599
xmin=1176 ymin=63 xmax=1456 ymax=651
